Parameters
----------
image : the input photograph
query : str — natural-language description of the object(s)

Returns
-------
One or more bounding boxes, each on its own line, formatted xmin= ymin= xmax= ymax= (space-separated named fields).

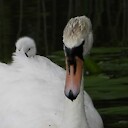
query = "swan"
xmin=15 ymin=37 xmax=37 ymax=57
xmin=0 ymin=16 xmax=103 ymax=128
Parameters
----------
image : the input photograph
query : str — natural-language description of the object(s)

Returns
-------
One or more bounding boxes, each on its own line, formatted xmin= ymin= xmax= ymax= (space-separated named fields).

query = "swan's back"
xmin=0 ymin=54 xmax=65 ymax=128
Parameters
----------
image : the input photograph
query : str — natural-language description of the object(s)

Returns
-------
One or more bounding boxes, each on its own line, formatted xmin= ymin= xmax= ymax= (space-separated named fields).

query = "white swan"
xmin=15 ymin=37 xmax=36 ymax=57
xmin=0 ymin=16 xmax=103 ymax=128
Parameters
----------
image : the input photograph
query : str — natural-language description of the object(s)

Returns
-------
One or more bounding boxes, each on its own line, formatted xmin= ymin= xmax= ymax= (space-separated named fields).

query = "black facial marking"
xmin=25 ymin=48 xmax=31 ymax=57
xmin=25 ymin=52 xmax=28 ymax=57
xmin=67 ymin=57 xmax=76 ymax=74
xmin=65 ymin=41 xmax=84 ymax=74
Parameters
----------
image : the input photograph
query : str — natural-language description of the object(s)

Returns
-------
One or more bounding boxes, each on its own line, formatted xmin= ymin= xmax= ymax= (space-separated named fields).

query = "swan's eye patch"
xmin=64 ymin=41 xmax=84 ymax=61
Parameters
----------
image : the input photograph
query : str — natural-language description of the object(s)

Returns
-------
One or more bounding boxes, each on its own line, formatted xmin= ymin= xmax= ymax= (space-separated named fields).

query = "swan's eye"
xmin=28 ymin=48 xmax=31 ymax=51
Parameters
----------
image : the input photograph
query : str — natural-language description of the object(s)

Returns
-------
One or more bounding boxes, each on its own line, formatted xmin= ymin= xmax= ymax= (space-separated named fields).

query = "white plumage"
xmin=15 ymin=37 xmax=37 ymax=57
xmin=0 ymin=16 xmax=103 ymax=128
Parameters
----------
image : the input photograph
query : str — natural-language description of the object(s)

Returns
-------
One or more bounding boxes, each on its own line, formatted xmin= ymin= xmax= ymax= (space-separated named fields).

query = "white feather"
xmin=15 ymin=37 xmax=36 ymax=57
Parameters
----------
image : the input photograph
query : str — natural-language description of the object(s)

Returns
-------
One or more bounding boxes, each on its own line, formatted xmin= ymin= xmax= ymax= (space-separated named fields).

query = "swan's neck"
xmin=62 ymin=78 xmax=89 ymax=128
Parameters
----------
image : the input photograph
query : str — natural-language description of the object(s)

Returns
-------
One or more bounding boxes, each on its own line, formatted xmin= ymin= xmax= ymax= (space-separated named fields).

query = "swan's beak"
xmin=65 ymin=56 xmax=83 ymax=101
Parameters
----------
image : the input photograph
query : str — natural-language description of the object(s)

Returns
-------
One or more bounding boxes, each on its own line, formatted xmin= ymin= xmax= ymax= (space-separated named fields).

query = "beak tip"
xmin=65 ymin=90 xmax=78 ymax=101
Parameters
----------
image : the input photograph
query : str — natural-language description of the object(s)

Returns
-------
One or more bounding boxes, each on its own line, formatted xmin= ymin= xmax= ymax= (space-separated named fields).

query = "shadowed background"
xmin=0 ymin=0 xmax=128 ymax=61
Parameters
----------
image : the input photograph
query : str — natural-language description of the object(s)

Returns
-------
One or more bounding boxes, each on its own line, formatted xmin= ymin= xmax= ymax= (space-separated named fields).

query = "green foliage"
xmin=85 ymin=75 xmax=128 ymax=100
xmin=84 ymin=56 xmax=101 ymax=75
xmin=99 ymin=106 xmax=128 ymax=128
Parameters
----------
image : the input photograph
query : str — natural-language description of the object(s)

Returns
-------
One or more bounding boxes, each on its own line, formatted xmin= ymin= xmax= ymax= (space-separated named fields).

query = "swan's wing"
xmin=0 ymin=55 xmax=65 ymax=128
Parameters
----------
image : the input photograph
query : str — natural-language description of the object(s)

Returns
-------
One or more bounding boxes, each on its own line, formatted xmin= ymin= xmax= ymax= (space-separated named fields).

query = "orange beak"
xmin=64 ymin=57 xmax=83 ymax=101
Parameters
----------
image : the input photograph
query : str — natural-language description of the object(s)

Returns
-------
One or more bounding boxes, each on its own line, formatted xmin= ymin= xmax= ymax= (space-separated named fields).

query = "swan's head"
xmin=63 ymin=16 xmax=93 ymax=101
xmin=15 ymin=37 xmax=37 ymax=57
